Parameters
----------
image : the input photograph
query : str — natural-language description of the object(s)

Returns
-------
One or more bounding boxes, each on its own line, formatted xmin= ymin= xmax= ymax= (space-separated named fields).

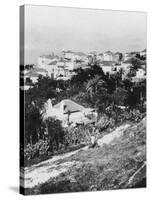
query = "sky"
xmin=24 ymin=5 xmax=147 ymax=64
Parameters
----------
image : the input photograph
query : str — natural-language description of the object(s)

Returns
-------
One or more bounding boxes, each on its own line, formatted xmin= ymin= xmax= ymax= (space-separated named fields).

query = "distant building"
xmin=136 ymin=68 xmax=146 ymax=78
xmin=114 ymin=52 xmax=123 ymax=63
xmin=97 ymin=53 xmax=103 ymax=61
xmin=62 ymin=50 xmax=87 ymax=62
xmin=24 ymin=68 xmax=48 ymax=83
xmin=123 ymin=52 xmax=132 ymax=61
xmin=140 ymin=49 xmax=146 ymax=57
xmin=38 ymin=54 xmax=58 ymax=68
xmin=103 ymin=51 xmax=115 ymax=61
xmin=100 ymin=61 xmax=116 ymax=75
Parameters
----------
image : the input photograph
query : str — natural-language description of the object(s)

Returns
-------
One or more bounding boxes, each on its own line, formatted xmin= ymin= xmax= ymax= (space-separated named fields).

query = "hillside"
xmin=24 ymin=118 xmax=146 ymax=195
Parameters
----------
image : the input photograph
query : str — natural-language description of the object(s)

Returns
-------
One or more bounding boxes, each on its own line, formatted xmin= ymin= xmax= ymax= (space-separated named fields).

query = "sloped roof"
xmin=142 ymin=49 xmax=146 ymax=52
xmin=24 ymin=71 xmax=39 ymax=77
xmin=54 ymin=99 xmax=85 ymax=114
xmin=64 ymin=50 xmax=72 ymax=53
xmin=123 ymin=58 xmax=133 ymax=64
xmin=74 ymin=52 xmax=86 ymax=56
xmin=115 ymin=52 xmax=121 ymax=55
xmin=33 ymin=68 xmax=47 ymax=73
xmin=101 ymin=61 xmax=116 ymax=66
xmin=48 ymin=60 xmax=57 ymax=65
xmin=25 ymin=68 xmax=47 ymax=77
xmin=40 ymin=54 xmax=58 ymax=59
xmin=104 ymin=51 xmax=114 ymax=55
xmin=123 ymin=57 xmax=142 ymax=64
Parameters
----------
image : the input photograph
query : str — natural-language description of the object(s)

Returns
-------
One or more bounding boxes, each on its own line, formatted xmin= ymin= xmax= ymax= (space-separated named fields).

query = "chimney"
xmin=60 ymin=100 xmax=65 ymax=114
xmin=47 ymin=99 xmax=53 ymax=110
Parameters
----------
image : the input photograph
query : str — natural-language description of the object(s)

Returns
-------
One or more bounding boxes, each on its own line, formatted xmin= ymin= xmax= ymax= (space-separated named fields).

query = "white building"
xmin=136 ymin=68 xmax=146 ymax=78
xmin=140 ymin=49 xmax=146 ymax=57
xmin=100 ymin=61 xmax=116 ymax=75
xmin=123 ymin=53 xmax=132 ymax=61
xmin=24 ymin=68 xmax=48 ymax=83
xmin=43 ymin=99 xmax=97 ymax=127
xmin=97 ymin=53 xmax=103 ymax=61
xmin=62 ymin=50 xmax=87 ymax=62
xmin=103 ymin=51 xmax=115 ymax=61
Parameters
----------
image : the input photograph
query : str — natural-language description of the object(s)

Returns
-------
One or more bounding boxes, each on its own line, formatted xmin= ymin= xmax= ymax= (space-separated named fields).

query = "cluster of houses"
xmin=22 ymin=49 xmax=146 ymax=90
xmin=22 ymin=49 xmax=146 ymax=127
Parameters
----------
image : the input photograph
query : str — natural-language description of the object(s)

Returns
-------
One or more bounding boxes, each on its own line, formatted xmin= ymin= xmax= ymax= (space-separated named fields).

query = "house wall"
xmin=136 ymin=69 xmax=145 ymax=78
xmin=103 ymin=54 xmax=113 ymax=61
xmin=101 ymin=66 xmax=113 ymax=74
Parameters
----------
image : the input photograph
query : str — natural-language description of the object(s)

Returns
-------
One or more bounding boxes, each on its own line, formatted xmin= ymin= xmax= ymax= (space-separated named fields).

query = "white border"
xmin=0 ymin=0 xmax=149 ymax=199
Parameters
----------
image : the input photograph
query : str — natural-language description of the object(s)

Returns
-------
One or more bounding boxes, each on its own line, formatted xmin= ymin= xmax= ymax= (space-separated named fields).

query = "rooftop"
xmin=104 ymin=51 xmax=114 ymax=55
xmin=54 ymin=99 xmax=85 ymax=114
xmin=100 ymin=61 xmax=116 ymax=66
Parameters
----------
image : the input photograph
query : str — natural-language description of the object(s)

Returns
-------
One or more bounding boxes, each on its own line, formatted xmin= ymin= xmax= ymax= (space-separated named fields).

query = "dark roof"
xmin=104 ymin=51 xmax=114 ymax=55
xmin=115 ymin=52 xmax=122 ymax=55
xmin=64 ymin=50 xmax=72 ymax=53
xmin=48 ymin=61 xmax=57 ymax=65
xmin=100 ymin=61 xmax=116 ymax=66
xmin=123 ymin=58 xmax=133 ymax=64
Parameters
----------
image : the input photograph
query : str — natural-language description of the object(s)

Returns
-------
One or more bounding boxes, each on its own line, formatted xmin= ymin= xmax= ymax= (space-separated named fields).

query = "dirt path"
xmin=22 ymin=146 xmax=88 ymax=188
xmin=22 ymin=124 xmax=130 ymax=189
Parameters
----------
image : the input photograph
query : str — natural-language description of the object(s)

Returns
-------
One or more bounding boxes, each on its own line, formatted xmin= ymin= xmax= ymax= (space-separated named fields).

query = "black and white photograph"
xmin=20 ymin=5 xmax=147 ymax=195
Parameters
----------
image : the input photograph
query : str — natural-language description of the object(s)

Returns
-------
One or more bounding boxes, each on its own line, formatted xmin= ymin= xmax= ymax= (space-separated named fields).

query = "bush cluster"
xmin=24 ymin=139 xmax=49 ymax=161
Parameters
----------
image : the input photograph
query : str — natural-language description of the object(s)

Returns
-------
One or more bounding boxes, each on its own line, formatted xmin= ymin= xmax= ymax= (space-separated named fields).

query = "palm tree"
xmin=86 ymin=75 xmax=106 ymax=99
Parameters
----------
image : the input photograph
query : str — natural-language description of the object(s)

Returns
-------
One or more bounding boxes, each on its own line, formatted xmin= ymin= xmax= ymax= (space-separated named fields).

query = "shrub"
xmin=96 ymin=115 xmax=115 ymax=131
xmin=45 ymin=117 xmax=65 ymax=151
xmin=64 ymin=126 xmax=88 ymax=146
xmin=24 ymin=139 xmax=49 ymax=161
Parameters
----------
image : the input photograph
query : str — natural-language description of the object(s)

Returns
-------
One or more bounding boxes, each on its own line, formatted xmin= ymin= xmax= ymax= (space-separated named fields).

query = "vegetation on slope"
xmin=25 ymin=118 xmax=146 ymax=195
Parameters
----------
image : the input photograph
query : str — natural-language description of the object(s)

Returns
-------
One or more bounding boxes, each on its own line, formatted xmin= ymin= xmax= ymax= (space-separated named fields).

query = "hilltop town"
xmin=21 ymin=49 xmax=146 ymax=89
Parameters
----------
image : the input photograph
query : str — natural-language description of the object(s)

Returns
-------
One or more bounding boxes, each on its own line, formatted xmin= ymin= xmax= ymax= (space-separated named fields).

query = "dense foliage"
xmin=22 ymin=60 xmax=146 ymax=166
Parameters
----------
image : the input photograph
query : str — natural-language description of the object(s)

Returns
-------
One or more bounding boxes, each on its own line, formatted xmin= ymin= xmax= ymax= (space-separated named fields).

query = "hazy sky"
xmin=24 ymin=5 xmax=147 ymax=64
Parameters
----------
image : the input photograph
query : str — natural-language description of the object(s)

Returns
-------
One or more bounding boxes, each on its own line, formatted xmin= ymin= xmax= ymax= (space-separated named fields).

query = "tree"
xmin=86 ymin=75 xmax=106 ymax=100
xmin=130 ymin=57 xmax=142 ymax=75
xmin=113 ymin=87 xmax=128 ymax=106
xmin=25 ymin=103 xmax=45 ymax=145
xmin=25 ymin=76 xmax=58 ymax=109
xmin=45 ymin=117 xmax=64 ymax=152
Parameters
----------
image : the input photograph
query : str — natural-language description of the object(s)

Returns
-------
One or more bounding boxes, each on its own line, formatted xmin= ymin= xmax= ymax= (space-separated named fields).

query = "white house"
xmin=24 ymin=72 xmax=39 ymax=84
xmin=140 ymin=49 xmax=146 ymax=57
xmin=24 ymin=68 xmax=48 ymax=83
xmin=62 ymin=50 xmax=73 ymax=60
xmin=43 ymin=99 xmax=97 ymax=127
xmin=97 ymin=53 xmax=103 ymax=61
xmin=100 ymin=61 xmax=116 ymax=75
xmin=103 ymin=51 xmax=115 ymax=61
xmin=123 ymin=53 xmax=132 ymax=61
xmin=136 ymin=68 xmax=146 ymax=78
